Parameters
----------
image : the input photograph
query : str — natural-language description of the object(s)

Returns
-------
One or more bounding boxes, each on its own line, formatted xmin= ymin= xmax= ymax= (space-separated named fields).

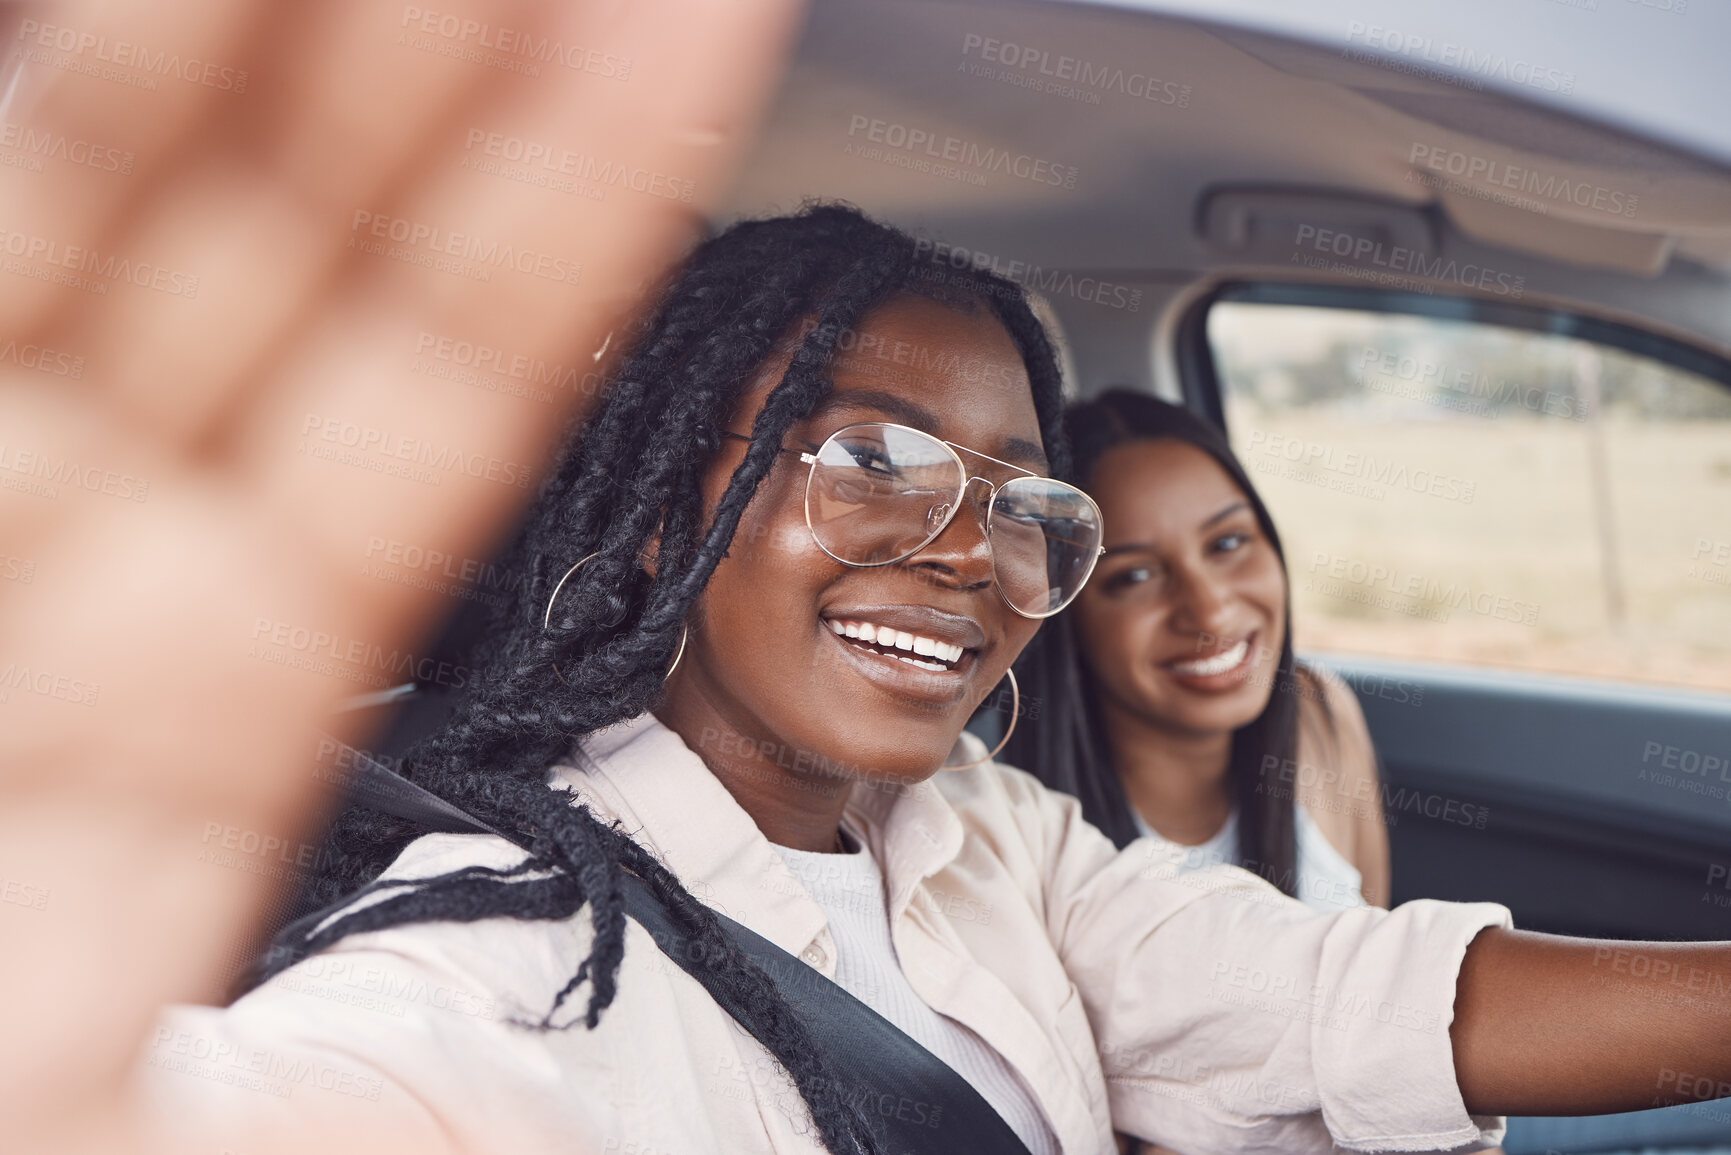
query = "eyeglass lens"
xmin=804 ymin=423 xmax=1101 ymax=616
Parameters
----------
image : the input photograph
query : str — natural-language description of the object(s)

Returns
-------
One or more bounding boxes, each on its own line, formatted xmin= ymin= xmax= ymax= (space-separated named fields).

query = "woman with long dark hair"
xmin=121 ymin=206 xmax=1731 ymax=1154
xmin=1005 ymin=391 xmax=1389 ymax=911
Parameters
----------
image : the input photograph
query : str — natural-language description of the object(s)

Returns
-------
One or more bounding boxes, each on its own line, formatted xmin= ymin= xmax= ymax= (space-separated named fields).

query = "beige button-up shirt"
xmin=145 ymin=713 xmax=1510 ymax=1154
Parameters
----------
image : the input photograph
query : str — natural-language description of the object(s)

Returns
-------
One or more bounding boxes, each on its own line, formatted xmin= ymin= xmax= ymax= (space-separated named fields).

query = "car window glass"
xmin=1209 ymin=301 xmax=1731 ymax=694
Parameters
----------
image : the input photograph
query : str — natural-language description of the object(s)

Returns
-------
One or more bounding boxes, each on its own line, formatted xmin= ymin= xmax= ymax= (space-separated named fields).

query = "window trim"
xmin=1179 ymin=280 xmax=1731 ymax=427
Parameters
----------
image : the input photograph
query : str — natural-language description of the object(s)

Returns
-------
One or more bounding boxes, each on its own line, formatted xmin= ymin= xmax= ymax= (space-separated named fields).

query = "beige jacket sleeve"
xmin=991 ymin=765 xmax=1508 ymax=1153
xmin=1294 ymin=664 xmax=1394 ymax=908
xmin=138 ymin=835 xmax=634 ymax=1155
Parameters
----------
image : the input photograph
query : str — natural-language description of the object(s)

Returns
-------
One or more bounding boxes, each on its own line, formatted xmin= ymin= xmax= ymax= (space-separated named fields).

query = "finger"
xmin=0 ymin=0 xmax=266 ymax=337
xmin=51 ymin=0 xmax=554 ymax=450
xmin=247 ymin=0 xmax=803 ymax=640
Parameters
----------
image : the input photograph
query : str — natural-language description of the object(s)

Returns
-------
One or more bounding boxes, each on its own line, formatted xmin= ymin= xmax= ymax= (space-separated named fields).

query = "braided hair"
xmin=257 ymin=204 xmax=1069 ymax=1154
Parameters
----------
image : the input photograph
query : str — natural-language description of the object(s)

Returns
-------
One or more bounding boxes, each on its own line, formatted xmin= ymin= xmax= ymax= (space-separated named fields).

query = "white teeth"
xmin=1167 ymin=639 xmax=1250 ymax=677
xmin=825 ymin=619 xmax=968 ymax=669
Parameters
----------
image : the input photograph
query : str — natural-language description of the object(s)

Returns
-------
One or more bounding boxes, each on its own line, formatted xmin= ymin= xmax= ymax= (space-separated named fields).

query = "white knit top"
xmin=1131 ymin=803 xmax=1366 ymax=913
xmin=774 ymin=834 xmax=1060 ymax=1155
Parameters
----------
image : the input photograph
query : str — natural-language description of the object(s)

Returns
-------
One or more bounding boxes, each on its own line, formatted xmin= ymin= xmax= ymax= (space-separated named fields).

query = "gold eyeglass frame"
xmin=723 ymin=420 xmax=1105 ymax=620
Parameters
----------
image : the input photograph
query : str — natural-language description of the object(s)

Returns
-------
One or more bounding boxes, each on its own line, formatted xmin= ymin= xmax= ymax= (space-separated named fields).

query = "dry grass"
xmin=1225 ymin=400 xmax=1731 ymax=695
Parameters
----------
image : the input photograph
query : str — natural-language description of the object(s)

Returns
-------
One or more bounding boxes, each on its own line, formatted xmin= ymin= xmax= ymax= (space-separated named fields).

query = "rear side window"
xmin=1206 ymin=298 xmax=1731 ymax=694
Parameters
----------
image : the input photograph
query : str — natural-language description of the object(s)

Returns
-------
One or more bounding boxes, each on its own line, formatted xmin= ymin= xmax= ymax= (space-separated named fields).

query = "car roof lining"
xmin=721 ymin=0 xmax=1731 ymax=362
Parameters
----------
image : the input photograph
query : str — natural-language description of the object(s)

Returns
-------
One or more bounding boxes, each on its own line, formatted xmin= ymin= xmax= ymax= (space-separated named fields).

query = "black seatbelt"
xmin=306 ymin=737 xmax=1036 ymax=1155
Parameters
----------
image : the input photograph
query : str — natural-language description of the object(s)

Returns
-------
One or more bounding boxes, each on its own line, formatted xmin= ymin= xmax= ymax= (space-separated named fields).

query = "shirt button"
xmin=800 ymin=943 xmax=826 ymax=968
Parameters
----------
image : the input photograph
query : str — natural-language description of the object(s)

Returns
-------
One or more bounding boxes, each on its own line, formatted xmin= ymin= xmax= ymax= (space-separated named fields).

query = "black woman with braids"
xmin=145 ymin=206 xmax=1731 ymax=1155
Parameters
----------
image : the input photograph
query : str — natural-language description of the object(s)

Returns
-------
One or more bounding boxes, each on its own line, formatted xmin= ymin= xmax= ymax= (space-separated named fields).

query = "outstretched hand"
xmin=0 ymin=1 xmax=798 ymax=1149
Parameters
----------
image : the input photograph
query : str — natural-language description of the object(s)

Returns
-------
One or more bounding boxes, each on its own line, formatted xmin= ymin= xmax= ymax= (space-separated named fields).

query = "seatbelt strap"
xmin=315 ymin=737 xmax=1036 ymax=1155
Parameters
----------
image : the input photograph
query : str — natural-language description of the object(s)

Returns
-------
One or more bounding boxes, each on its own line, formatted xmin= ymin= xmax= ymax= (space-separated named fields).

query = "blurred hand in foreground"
xmin=0 ymin=1 xmax=799 ymax=1150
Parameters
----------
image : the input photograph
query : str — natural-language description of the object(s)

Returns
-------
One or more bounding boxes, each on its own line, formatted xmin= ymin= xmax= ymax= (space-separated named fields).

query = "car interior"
xmin=348 ymin=0 xmax=1731 ymax=958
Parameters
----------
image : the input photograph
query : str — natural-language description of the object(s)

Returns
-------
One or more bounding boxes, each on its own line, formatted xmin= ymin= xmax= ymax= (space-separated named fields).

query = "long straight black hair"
xmin=1004 ymin=390 xmax=1324 ymax=896
xmin=252 ymin=204 xmax=1069 ymax=1155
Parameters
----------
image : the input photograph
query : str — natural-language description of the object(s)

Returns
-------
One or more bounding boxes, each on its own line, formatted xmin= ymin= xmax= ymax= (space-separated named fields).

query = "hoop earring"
xmin=663 ymin=624 xmax=688 ymax=681
xmin=942 ymin=669 xmax=1018 ymax=771
xmin=543 ymin=552 xmax=688 ymax=685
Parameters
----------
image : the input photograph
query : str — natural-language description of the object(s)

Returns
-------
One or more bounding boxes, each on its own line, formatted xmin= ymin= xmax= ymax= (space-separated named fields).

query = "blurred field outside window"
xmin=1208 ymin=301 xmax=1731 ymax=694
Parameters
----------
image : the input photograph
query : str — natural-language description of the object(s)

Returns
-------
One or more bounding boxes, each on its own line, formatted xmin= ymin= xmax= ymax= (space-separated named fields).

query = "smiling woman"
xmin=1007 ymin=391 xmax=1391 ymax=914
xmin=654 ymin=290 xmax=1083 ymax=851
xmin=208 ymin=204 xmax=1091 ymax=1153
